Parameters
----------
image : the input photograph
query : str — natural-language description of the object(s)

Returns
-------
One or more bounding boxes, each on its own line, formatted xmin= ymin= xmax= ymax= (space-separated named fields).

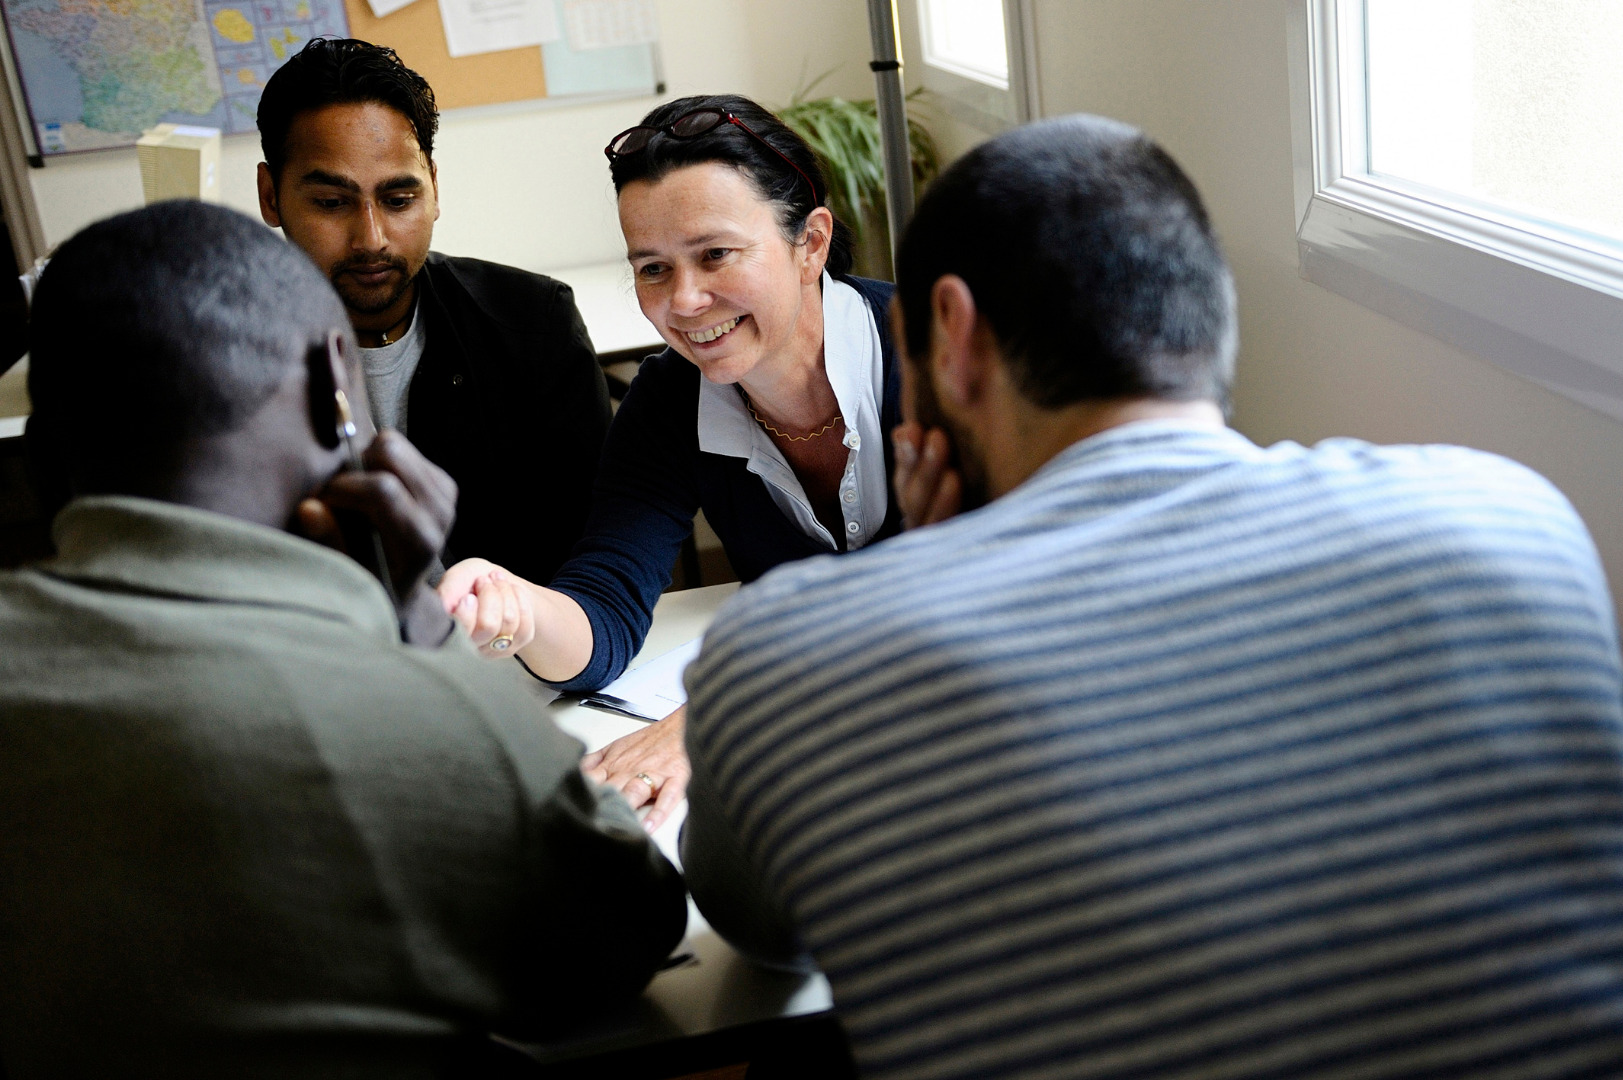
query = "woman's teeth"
xmin=686 ymin=317 xmax=740 ymax=344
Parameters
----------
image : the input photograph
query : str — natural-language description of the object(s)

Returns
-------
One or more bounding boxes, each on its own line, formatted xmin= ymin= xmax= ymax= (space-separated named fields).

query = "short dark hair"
xmin=28 ymin=201 xmax=345 ymax=489
xmin=896 ymin=114 xmax=1237 ymax=408
xmin=608 ymin=93 xmax=856 ymax=278
xmin=257 ymin=37 xmax=438 ymax=182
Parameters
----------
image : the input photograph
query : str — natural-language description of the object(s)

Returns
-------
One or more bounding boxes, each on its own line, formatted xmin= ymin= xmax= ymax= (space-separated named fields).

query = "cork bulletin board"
xmin=341 ymin=0 xmax=660 ymax=113
xmin=344 ymin=0 xmax=547 ymax=110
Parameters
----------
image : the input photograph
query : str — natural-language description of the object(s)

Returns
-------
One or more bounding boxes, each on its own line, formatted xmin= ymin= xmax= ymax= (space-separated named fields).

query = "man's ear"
xmin=929 ymin=275 xmax=992 ymax=409
xmin=306 ymin=329 xmax=347 ymax=451
xmin=257 ymin=162 xmax=282 ymax=229
xmin=430 ymin=159 xmax=441 ymax=223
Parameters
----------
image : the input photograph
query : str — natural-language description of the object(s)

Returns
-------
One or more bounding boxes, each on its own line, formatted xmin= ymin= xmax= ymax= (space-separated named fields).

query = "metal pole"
xmin=866 ymin=0 xmax=913 ymax=268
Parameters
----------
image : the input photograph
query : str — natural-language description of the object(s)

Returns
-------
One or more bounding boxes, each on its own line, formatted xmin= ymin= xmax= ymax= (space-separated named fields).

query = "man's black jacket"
xmin=407 ymin=253 xmax=611 ymax=585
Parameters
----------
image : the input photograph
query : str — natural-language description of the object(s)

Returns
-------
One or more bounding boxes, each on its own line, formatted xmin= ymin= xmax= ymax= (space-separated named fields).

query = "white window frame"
xmin=910 ymin=0 xmax=1041 ymax=131
xmin=1289 ymin=0 xmax=1623 ymax=423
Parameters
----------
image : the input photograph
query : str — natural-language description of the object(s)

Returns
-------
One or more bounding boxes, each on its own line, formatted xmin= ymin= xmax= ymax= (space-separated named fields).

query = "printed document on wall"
xmin=440 ymin=0 xmax=560 ymax=58
xmin=562 ymin=0 xmax=657 ymax=50
xmin=366 ymin=0 xmax=417 ymax=18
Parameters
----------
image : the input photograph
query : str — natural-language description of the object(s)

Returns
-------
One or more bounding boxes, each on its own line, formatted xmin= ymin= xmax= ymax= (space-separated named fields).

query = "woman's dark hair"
xmin=258 ymin=37 xmax=438 ymax=183
xmin=608 ymin=94 xmax=855 ymax=278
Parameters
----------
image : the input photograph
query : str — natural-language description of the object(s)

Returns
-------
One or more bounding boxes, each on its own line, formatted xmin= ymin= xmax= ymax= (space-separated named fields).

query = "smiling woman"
xmin=436 ymin=94 xmax=910 ymax=829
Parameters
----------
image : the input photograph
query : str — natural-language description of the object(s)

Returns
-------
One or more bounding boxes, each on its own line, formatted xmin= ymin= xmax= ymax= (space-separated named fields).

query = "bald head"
xmin=28 ymin=201 xmax=349 ymax=496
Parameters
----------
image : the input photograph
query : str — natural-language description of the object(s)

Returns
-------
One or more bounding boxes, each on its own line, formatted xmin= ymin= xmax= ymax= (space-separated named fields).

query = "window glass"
xmin=1365 ymin=0 xmax=1623 ymax=246
xmin=918 ymin=0 xmax=1008 ymax=88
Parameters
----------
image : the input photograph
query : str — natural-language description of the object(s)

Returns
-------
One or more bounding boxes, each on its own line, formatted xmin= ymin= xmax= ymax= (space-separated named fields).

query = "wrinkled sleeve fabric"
xmin=513 ymin=768 xmax=690 ymax=1026
xmin=680 ymin=749 xmax=813 ymax=973
xmin=546 ymin=354 xmax=701 ymax=692
xmin=439 ymin=645 xmax=689 ymax=1032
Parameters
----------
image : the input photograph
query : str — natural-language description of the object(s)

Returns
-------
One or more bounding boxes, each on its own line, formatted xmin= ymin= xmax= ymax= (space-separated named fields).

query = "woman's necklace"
xmin=740 ymin=390 xmax=842 ymax=443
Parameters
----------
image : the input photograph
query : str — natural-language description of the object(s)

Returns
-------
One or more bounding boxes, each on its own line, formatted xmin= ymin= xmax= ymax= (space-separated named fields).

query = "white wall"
xmin=1018 ymin=0 xmax=1623 ymax=615
xmin=22 ymin=0 xmax=877 ymax=273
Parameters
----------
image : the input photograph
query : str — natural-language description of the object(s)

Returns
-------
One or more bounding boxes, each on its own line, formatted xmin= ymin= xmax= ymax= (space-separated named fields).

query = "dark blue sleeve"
xmin=544 ymin=353 xmax=701 ymax=692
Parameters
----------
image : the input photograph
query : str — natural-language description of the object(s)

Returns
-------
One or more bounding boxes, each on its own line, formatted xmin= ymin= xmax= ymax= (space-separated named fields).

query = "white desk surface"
xmin=505 ymin=582 xmax=835 ymax=1064
xmin=550 ymin=260 xmax=665 ymax=358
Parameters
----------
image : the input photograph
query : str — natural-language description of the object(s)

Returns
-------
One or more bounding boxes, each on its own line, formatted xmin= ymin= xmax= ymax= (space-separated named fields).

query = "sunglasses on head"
xmin=605 ymin=107 xmax=820 ymax=205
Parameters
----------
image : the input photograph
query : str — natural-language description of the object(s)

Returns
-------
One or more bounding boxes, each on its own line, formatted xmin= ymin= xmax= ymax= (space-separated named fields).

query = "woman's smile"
xmin=683 ymin=315 xmax=744 ymax=345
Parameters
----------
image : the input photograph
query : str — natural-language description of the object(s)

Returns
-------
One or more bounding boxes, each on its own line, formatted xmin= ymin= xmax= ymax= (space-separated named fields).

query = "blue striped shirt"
xmin=684 ymin=421 xmax=1623 ymax=1080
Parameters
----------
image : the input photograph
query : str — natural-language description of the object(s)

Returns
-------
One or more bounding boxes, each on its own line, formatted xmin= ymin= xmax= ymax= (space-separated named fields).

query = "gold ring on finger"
xmin=634 ymin=772 xmax=657 ymax=790
xmin=490 ymin=634 xmax=514 ymax=651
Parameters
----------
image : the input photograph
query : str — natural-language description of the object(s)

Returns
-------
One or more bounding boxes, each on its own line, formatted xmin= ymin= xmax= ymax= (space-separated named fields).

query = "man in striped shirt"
xmin=681 ymin=113 xmax=1623 ymax=1079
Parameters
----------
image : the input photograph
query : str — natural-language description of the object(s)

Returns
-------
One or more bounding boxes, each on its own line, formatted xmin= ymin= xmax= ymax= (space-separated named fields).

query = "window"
xmin=919 ymin=0 xmax=1009 ymax=88
xmin=910 ymin=0 xmax=1038 ymax=129
xmin=1290 ymin=0 xmax=1623 ymax=422
xmin=1367 ymin=0 xmax=1623 ymax=251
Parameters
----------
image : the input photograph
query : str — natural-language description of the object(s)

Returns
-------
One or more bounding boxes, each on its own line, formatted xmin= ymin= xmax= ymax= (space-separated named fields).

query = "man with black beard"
xmin=680 ymin=115 xmax=1623 ymax=1080
xmin=257 ymin=38 xmax=611 ymax=593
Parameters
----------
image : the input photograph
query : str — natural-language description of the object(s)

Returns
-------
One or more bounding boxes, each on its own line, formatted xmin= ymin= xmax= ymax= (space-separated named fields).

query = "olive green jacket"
xmin=0 ymin=497 xmax=686 ymax=1079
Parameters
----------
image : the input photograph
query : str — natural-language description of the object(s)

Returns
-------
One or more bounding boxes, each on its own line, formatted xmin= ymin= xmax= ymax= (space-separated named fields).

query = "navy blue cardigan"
xmin=547 ymin=276 xmax=901 ymax=691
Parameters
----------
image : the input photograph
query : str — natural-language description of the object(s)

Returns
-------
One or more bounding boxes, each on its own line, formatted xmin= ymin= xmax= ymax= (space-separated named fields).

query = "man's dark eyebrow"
xmin=295 ymin=171 xmax=424 ymax=194
xmin=298 ymin=169 xmax=360 ymax=192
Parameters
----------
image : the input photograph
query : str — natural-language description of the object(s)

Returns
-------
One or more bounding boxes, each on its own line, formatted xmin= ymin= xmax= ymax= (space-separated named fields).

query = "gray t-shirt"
xmin=358 ymin=301 xmax=425 ymax=434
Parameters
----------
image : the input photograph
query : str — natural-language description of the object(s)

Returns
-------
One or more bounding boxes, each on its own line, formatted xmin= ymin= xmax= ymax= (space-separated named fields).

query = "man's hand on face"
xmin=892 ymin=420 xmax=963 ymax=530
xmin=295 ymin=429 xmax=459 ymax=646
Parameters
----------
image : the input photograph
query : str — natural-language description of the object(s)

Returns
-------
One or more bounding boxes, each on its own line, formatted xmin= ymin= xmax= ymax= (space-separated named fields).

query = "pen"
xmin=577 ymin=692 xmax=661 ymax=722
xmin=334 ymin=387 xmax=400 ymax=610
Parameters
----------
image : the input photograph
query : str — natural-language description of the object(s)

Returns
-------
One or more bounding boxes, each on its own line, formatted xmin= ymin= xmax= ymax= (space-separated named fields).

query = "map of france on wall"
xmin=0 ymin=0 xmax=348 ymax=154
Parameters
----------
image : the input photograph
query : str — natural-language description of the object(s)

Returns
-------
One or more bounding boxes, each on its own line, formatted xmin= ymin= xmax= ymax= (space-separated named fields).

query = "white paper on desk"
xmin=594 ymin=637 xmax=700 ymax=719
xmin=366 ymin=0 xmax=417 ymax=18
xmin=439 ymin=0 xmax=559 ymax=58
xmin=562 ymin=0 xmax=658 ymax=50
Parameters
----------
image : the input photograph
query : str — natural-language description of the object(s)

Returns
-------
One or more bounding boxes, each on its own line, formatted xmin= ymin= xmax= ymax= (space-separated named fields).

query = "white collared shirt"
xmin=695 ymin=273 xmax=887 ymax=551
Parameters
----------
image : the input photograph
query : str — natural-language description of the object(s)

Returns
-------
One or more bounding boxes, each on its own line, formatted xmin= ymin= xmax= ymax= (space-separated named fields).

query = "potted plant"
xmin=779 ymin=76 xmax=939 ymax=280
